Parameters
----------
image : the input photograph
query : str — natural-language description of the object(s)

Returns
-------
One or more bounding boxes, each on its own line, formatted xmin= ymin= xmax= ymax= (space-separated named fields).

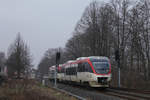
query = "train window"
xmin=72 ymin=67 xmax=74 ymax=75
xmin=60 ymin=69 xmax=62 ymax=73
xmin=84 ymin=62 xmax=93 ymax=73
xmin=77 ymin=62 xmax=93 ymax=73
xmin=84 ymin=63 xmax=88 ymax=72
xmin=71 ymin=67 xmax=73 ymax=75
xmin=61 ymin=67 xmax=64 ymax=73
xmin=66 ymin=68 xmax=68 ymax=75
xmin=66 ymin=68 xmax=70 ymax=75
xmin=70 ymin=67 xmax=72 ymax=75
xmin=64 ymin=68 xmax=66 ymax=74
xmin=78 ymin=62 xmax=85 ymax=72
xmin=64 ymin=64 xmax=78 ymax=75
xmin=74 ymin=67 xmax=77 ymax=75
xmin=82 ymin=63 xmax=85 ymax=72
xmin=65 ymin=67 xmax=75 ymax=75
xmin=71 ymin=67 xmax=77 ymax=75
xmin=78 ymin=63 xmax=81 ymax=72
xmin=78 ymin=63 xmax=83 ymax=72
xmin=69 ymin=68 xmax=71 ymax=75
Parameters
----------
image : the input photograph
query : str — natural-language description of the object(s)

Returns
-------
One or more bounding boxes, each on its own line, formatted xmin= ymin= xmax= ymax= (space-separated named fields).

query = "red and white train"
xmin=49 ymin=56 xmax=111 ymax=88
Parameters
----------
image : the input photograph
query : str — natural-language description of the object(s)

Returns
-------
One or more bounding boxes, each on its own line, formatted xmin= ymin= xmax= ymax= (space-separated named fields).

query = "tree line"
xmin=0 ymin=33 xmax=32 ymax=79
xmin=37 ymin=0 xmax=150 ymax=89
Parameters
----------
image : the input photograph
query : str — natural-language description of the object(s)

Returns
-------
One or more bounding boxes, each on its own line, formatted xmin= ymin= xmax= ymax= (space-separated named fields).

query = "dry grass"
xmin=111 ymin=67 xmax=150 ymax=90
xmin=0 ymin=79 xmax=77 ymax=100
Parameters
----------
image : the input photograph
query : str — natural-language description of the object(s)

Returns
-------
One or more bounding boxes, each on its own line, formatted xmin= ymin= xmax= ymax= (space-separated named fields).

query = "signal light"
xmin=115 ymin=50 xmax=120 ymax=61
xmin=56 ymin=52 xmax=61 ymax=64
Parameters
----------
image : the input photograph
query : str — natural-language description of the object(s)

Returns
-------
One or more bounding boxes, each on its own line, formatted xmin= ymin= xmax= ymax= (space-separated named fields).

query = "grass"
xmin=0 ymin=79 xmax=77 ymax=100
xmin=111 ymin=67 xmax=150 ymax=90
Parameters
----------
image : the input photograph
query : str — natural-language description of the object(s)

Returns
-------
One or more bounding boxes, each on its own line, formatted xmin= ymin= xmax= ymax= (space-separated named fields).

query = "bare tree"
xmin=7 ymin=33 xmax=32 ymax=78
xmin=0 ymin=52 xmax=5 ymax=72
xmin=37 ymin=48 xmax=66 ymax=78
xmin=69 ymin=1 xmax=115 ymax=57
xmin=110 ymin=0 xmax=132 ymax=69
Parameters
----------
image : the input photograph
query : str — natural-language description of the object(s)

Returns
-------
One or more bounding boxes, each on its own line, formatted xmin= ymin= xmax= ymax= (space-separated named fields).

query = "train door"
xmin=77 ymin=62 xmax=86 ymax=83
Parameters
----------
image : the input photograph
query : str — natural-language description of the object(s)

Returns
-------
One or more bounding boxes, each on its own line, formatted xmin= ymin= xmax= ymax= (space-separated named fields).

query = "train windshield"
xmin=92 ymin=62 xmax=110 ymax=74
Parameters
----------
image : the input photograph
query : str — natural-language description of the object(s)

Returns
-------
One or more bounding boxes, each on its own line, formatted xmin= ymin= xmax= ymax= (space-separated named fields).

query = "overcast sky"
xmin=0 ymin=0 xmax=108 ymax=67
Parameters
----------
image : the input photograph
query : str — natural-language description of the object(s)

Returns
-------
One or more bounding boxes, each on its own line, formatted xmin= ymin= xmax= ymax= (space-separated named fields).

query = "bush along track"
xmin=0 ymin=79 xmax=77 ymax=100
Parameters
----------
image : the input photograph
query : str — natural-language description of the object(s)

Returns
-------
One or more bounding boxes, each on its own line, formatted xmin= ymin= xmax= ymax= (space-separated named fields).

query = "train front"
xmin=88 ymin=57 xmax=111 ymax=88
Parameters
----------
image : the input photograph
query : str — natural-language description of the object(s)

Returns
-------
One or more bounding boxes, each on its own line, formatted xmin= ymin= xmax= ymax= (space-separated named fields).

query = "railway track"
xmin=109 ymin=87 xmax=150 ymax=94
xmin=105 ymin=88 xmax=150 ymax=100
xmin=48 ymin=82 xmax=150 ymax=100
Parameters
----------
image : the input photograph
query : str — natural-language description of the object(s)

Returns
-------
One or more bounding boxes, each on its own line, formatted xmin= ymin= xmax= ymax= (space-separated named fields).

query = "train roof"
xmin=76 ymin=57 xmax=87 ymax=60
xmin=76 ymin=56 xmax=109 ymax=61
xmin=88 ymin=56 xmax=109 ymax=59
xmin=59 ymin=64 xmax=63 ymax=66
xmin=51 ymin=65 xmax=55 ymax=68
xmin=66 ymin=60 xmax=76 ymax=63
xmin=58 ymin=56 xmax=109 ymax=68
xmin=49 ymin=65 xmax=55 ymax=70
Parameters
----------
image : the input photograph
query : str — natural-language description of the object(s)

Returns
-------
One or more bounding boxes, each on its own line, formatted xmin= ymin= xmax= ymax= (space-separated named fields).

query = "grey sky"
xmin=0 ymin=0 xmax=107 ymax=67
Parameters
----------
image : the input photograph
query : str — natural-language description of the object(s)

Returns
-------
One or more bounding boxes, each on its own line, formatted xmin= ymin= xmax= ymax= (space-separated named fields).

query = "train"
xmin=49 ymin=56 xmax=111 ymax=88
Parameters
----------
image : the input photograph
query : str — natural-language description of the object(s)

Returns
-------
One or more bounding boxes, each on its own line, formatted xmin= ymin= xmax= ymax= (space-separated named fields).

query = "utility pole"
xmin=54 ymin=51 xmax=60 ymax=87
xmin=117 ymin=9 xmax=120 ymax=88
xmin=118 ymin=53 xmax=120 ymax=88
xmin=115 ymin=49 xmax=120 ymax=87
xmin=54 ymin=65 xmax=57 ymax=87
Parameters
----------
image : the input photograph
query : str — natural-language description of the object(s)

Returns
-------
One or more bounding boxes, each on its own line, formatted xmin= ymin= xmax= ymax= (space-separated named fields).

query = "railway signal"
xmin=56 ymin=52 xmax=60 ymax=63
xmin=115 ymin=50 xmax=120 ymax=62
xmin=54 ymin=52 xmax=61 ymax=87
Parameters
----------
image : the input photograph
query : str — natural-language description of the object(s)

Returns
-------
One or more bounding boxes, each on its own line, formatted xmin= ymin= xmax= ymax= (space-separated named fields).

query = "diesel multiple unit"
xmin=49 ymin=56 xmax=111 ymax=87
